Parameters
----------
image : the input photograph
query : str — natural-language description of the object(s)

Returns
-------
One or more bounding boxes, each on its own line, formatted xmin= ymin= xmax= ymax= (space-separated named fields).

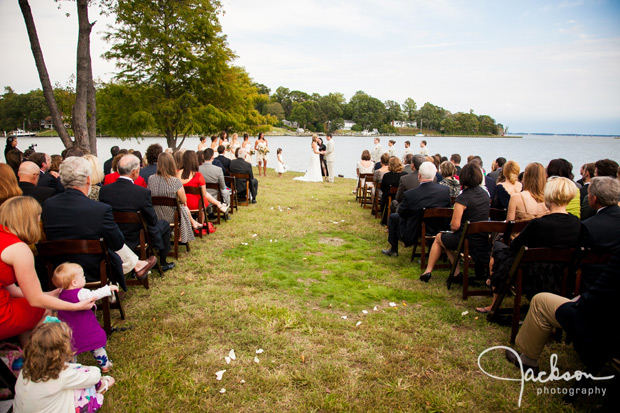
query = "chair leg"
xmin=510 ymin=272 xmax=523 ymax=344
xmin=102 ymin=298 xmax=112 ymax=336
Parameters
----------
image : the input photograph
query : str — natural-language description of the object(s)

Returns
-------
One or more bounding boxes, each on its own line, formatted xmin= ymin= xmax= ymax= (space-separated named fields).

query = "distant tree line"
xmin=253 ymin=86 xmax=504 ymax=135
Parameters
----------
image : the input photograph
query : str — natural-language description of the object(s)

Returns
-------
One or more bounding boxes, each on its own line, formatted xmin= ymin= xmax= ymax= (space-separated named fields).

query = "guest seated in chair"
xmin=420 ymin=162 xmax=490 ymax=283
xmin=200 ymin=148 xmax=231 ymax=205
xmin=229 ymin=148 xmax=258 ymax=204
xmin=99 ymin=154 xmax=175 ymax=272
xmin=42 ymin=157 xmax=157 ymax=290
xmin=382 ymin=162 xmax=451 ymax=257
xmin=476 ymin=177 xmax=581 ymax=313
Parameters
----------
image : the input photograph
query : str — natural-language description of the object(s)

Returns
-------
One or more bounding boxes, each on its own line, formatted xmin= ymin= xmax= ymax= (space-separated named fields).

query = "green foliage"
xmin=103 ymin=0 xmax=270 ymax=148
xmin=0 ymin=88 xmax=49 ymax=131
xmin=347 ymin=91 xmax=386 ymax=130
xmin=97 ymin=83 xmax=155 ymax=138
xmin=402 ymin=97 xmax=417 ymax=121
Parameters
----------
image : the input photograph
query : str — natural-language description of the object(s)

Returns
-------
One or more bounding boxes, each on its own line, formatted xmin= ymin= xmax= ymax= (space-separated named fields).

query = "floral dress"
xmin=147 ymin=175 xmax=195 ymax=243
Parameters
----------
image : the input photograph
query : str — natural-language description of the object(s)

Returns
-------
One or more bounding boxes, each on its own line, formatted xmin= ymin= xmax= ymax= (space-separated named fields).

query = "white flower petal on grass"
xmin=356 ymin=321 xmax=362 ymax=327
xmin=389 ymin=302 xmax=397 ymax=307
xmin=461 ymin=311 xmax=469 ymax=316
xmin=254 ymin=356 xmax=260 ymax=363
xmin=275 ymin=240 xmax=278 ymax=243
xmin=252 ymin=234 xmax=257 ymax=237
xmin=220 ymin=388 xmax=226 ymax=394
xmin=225 ymin=356 xmax=231 ymax=364
xmin=215 ymin=370 xmax=226 ymax=380
xmin=256 ymin=349 xmax=264 ymax=354
xmin=341 ymin=316 xmax=347 ymax=319
xmin=341 ymin=220 xmax=345 ymax=222
xmin=228 ymin=349 xmax=236 ymax=360
xmin=240 ymin=379 xmax=246 ymax=384
xmin=373 ymin=306 xmax=378 ymax=311
xmin=270 ymin=239 xmax=273 ymax=242
xmin=362 ymin=310 xmax=368 ymax=314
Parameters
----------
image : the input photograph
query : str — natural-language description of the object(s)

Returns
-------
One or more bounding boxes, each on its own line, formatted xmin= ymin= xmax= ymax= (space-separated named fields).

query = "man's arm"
xmin=101 ymin=205 xmax=126 ymax=251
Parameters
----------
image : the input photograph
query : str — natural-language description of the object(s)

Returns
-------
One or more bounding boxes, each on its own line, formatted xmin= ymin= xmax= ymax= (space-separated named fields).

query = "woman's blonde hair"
xmin=22 ymin=322 xmax=74 ymax=382
xmin=502 ymin=160 xmax=520 ymax=184
xmin=0 ymin=163 xmax=22 ymax=205
xmin=544 ymin=177 xmax=577 ymax=207
xmin=439 ymin=160 xmax=456 ymax=178
xmin=388 ymin=157 xmax=404 ymax=173
xmin=83 ymin=154 xmax=104 ymax=185
xmin=523 ymin=162 xmax=546 ymax=203
xmin=0 ymin=196 xmax=41 ymax=244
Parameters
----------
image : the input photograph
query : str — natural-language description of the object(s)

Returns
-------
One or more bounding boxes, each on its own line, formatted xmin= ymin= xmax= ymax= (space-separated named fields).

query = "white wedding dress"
xmin=294 ymin=143 xmax=323 ymax=182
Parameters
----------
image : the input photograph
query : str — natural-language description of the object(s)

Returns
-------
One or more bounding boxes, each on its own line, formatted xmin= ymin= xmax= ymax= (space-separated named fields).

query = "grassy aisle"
xmin=100 ymin=169 xmax=599 ymax=412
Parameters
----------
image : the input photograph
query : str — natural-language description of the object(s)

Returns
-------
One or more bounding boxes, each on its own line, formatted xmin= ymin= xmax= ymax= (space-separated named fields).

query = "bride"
xmin=294 ymin=135 xmax=324 ymax=182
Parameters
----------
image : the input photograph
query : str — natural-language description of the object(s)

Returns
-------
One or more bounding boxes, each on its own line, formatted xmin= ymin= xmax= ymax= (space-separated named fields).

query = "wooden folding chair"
xmin=183 ymin=186 xmax=210 ymax=238
xmin=113 ymin=210 xmax=163 ymax=285
xmin=410 ymin=207 xmax=454 ymax=269
xmin=573 ymin=248 xmax=612 ymax=296
xmin=224 ymin=176 xmax=237 ymax=214
xmin=230 ymin=173 xmax=250 ymax=206
xmin=380 ymin=186 xmax=398 ymax=223
xmin=356 ymin=173 xmax=373 ymax=203
xmin=204 ymin=182 xmax=224 ymax=224
xmin=489 ymin=208 xmax=507 ymax=221
xmin=447 ymin=220 xmax=512 ymax=300
xmin=151 ymin=196 xmax=191 ymax=259
xmin=361 ymin=174 xmax=374 ymax=209
xmin=487 ymin=246 xmax=579 ymax=344
xmin=36 ymin=238 xmax=124 ymax=336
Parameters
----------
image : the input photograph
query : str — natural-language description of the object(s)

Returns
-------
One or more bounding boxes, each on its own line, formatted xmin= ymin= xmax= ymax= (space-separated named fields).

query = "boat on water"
xmin=415 ymin=133 xmax=425 ymax=137
xmin=7 ymin=129 xmax=36 ymax=137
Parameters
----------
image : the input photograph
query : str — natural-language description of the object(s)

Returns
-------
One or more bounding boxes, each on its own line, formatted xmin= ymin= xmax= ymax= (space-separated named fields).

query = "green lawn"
xmin=96 ymin=169 xmax=613 ymax=412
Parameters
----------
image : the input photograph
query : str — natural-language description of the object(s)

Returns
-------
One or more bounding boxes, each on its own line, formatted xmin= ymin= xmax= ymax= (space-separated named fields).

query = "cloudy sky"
xmin=2 ymin=0 xmax=620 ymax=135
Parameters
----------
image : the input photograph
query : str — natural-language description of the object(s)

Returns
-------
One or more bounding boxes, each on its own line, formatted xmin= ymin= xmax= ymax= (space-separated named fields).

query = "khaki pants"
xmin=516 ymin=292 xmax=570 ymax=361
xmin=116 ymin=244 xmax=139 ymax=274
xmin=326 ymin=161 xmax=334 ymax=182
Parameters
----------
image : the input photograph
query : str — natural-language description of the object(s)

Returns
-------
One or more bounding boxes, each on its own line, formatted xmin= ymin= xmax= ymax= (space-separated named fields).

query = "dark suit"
xmin=38 ymin=171 xmax=64 ymax=194
xmin=215 ymin=155 xmax=231 ymax=175
xmin=103 ymin=157 xmax=114 ymax=176
xmin=395 ymin=172 xmax=437 ymax=203
xmin=42 ymin=188 xmax=127 ymax=290
xmin=212 ymin=158 xmax=226 ymax=177
xmin=229 ymin=158 xmax=258 ymax=201
xmin=18 ymin=181 xmax=55 ymax=206
xmin=485 ymin=175 xmax=496 ymax=199
xmin=99 ymin=177 xmax=171 ymax=259
xmin=387 ymin=182 xmax=451 ymax=251
xmin=579 ymin=205 xmax=620 ymax=289
xmin=139 ymin=163 xmax=158 ymax=182
xmin=555 ymin=250 xmax=620 ymax=372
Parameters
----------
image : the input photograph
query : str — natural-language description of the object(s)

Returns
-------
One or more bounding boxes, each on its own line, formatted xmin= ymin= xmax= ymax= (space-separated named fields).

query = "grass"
xmin=94 ymin=169 xmax=615 ymax=412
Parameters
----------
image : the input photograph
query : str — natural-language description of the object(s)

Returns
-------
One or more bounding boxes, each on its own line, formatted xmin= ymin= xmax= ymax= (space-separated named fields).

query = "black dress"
xmin=490 ymin=213 xmax=582 ymax=298
xmin=318 ymin=143 xmax=328 ymax=177
xmin=380 ymin=171 xmax=407 ymax=225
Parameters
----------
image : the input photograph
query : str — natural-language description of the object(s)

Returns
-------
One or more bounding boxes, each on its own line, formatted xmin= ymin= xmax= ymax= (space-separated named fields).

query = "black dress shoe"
xmin=419 ymin=272 xmax=432 ymax=282
xmin=381 ymin=249 xmax=398 ymax=257
xmin=505 ymin=349 xmax=539 ymax=376
xmin=251 ymin=199 xmax=257 ymax=204
xmin=161 ymin=262 xmax=175 ymax=272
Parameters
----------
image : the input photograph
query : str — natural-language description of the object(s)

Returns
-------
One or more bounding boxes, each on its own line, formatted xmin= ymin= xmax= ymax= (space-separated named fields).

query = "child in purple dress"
xmin=53 ymin=263 xmax=117 ymax=372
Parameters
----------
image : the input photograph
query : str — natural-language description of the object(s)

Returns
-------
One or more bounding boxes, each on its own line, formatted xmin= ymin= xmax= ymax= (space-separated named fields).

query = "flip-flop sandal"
xmin=475 ymin=307 xmax=491 ymax=314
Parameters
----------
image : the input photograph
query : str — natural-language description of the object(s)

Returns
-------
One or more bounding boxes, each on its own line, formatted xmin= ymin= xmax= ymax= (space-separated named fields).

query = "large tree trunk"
xmin=18 ymin=0 xmax=73 ymax=148
xmin=73 ymin=0 xmax=94 ymax=152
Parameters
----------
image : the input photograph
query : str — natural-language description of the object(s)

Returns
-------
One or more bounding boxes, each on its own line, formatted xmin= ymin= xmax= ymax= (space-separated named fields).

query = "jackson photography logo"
xmin=477 ymin=346 xmax=615 ymax=407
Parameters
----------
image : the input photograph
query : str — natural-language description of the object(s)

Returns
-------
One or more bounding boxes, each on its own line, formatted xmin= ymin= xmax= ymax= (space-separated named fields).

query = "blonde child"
xmin=14 ymin=321 xmax=114 ymax=412
xmin=52 ymin=263 xmax=117 ymax=372
xmin=275 ymin=148 xmax=286 ymax=177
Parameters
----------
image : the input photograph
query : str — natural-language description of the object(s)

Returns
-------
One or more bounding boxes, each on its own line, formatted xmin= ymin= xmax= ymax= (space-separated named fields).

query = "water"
xmin=8 ymin=134 xmax=620 ymax=179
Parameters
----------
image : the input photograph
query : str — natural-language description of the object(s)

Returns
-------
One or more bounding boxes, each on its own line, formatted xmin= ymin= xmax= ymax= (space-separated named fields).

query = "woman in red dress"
xmin=0 ymin=197 xmax=95 ymax=345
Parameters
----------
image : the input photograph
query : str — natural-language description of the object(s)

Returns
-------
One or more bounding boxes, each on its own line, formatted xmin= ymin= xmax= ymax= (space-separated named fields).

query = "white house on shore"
xmin=343 ymin=120 xmax=356 ymax=131
xmin=391 ymin=120 xmax=417 ymax=128
xmin=282 ymin=119 xmax=299 ymax=128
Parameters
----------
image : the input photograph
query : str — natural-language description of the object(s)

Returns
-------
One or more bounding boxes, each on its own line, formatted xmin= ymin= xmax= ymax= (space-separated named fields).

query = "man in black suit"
xmin=487 ymin=156 xmax=506 ymax=182
xmin=580 ymin=159 xmax=619 ymax=220
xmin=29 ymin=152 xmax=64 ymax=194
xmin=42 ymin=157 xmax=156 ymax=290
xmin=383 ymin=162 xmax=451 ymax=257
xmin=229 ymin=148 xmax=258 ymax=203
xmin=507 ymin=250 xmax=620 ymax=385
xmin=17 ymin=161 xmax=55 ymax=206
xmin=215 ymin=145 xmax=231 ymax=175
xmin=139 ymin=144 xmax=162 ymax=182
xmin=100 ymin=154 xmax=174 ymax=272
xmin=393 ymin=155 xmax=438 ymax=212
xmin=103 ymin=146 xmax=120 ymax=176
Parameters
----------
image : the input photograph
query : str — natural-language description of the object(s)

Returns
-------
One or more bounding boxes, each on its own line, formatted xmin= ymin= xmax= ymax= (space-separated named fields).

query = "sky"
xmin=1 ymin=0 xmax=620 ymax=135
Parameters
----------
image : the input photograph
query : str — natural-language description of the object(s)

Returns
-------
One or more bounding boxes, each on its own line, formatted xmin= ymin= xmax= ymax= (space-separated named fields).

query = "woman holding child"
xmin=0 ymin=196 xmax=96 ymax=346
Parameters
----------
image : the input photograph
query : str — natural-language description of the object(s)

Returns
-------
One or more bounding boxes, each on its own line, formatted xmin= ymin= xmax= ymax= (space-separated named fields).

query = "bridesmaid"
xmin=242 ymin=133 xmax=254 ymax=165
xmin=254 ymin=132 xmax=268 ymax=176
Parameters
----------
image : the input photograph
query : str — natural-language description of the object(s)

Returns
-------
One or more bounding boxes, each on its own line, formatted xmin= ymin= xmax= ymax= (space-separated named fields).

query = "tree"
xmin=18 ymin=0 xmax=72 ymax=147
xmin=417 ymin=102 xmax=446 ymax=130
xmin=384 ymin=100 xmax=403 ymax=122
xmin=97 ymin=82 xmax=155 ymax=138
xmin=402 ymin=97 xmax=417 ymax=121
xmin=265 ymin=102 xmax=285 ymax=120
xmin=104 ymin=0 xmax=266 ymax=149
xmin=348 ymin=91 xmax=385 ymax=130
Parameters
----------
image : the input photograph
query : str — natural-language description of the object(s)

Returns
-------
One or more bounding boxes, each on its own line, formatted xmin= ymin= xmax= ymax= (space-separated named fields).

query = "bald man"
xmin=18 ymin=161 xmax=55 ymax=206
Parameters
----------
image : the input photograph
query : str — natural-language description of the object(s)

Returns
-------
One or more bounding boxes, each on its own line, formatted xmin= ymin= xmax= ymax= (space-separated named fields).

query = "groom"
xmin=324 ymin=133 xmax=335 ymax=183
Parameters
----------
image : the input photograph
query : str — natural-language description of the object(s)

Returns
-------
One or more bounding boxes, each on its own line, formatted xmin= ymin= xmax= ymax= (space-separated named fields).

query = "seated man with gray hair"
xmin=383 ymin=162 xmax=451 ymax=257
xmin=100 ymin=154 xmax=174 ymax=272
xmin=42 ymin=157 xmax=157 ymax=290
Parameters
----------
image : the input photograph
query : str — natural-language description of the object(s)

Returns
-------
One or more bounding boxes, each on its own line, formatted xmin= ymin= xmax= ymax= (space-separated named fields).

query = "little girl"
xmin=275 ymin=148 xmax=287 ymax=177
xmin=53 ymin=263 xmax=117 ymax=372
xmin=14 ymin=320 xmax=114 ymax=412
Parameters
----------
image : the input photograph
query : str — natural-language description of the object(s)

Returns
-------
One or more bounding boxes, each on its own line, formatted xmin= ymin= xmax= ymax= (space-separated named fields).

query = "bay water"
xmin=9 ymin=134 xmax=620 ymax=180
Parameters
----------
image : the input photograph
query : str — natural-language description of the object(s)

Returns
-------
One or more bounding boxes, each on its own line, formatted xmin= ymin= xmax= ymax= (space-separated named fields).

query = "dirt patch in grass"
xmin=318 ymin=237 xmax=346 ymax=246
